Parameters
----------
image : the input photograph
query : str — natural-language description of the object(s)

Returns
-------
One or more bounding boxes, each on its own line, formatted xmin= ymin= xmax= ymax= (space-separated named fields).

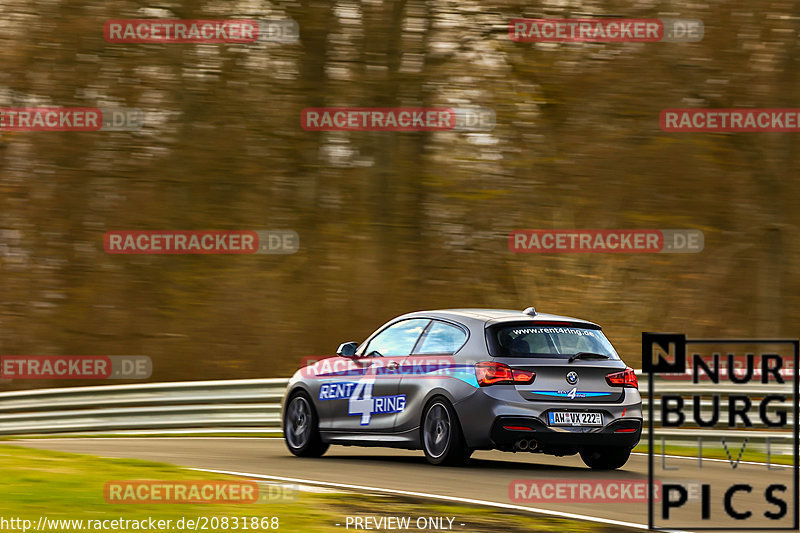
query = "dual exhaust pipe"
xmin=515 ymin=438 xmax=538 ymax=452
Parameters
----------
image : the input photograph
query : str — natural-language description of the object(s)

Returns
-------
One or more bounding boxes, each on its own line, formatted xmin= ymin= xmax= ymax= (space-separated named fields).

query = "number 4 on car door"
xmin=348 ymin=377 xmax=375 ymax=425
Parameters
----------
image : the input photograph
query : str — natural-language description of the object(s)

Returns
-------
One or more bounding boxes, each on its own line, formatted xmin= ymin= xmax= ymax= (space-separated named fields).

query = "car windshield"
xmin=487 ymin=323 xmax=620 ymax=359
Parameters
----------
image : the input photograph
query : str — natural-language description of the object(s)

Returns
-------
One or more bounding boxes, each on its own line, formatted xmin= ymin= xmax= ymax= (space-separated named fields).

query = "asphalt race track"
xmin=6 ymin=438 xmax=795 ymax=532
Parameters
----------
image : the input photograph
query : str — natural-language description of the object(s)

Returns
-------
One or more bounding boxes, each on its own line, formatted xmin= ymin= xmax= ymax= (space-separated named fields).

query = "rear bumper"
xmin=490 ymin=416 xmax=642 ymax=453
xmin=455 ymin=385 xmax=643 ymax=450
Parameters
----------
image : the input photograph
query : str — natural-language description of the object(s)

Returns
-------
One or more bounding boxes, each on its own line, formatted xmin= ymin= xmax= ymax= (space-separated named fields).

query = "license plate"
xmin=548 ymin=411 xmax=603 ymax=426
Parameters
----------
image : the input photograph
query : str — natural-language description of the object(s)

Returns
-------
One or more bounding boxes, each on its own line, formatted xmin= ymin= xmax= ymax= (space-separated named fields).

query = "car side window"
xmin=363 ymin=319 xmax=430 ymax=357
xmin=413 ymin=321 xmax=467 ymax=355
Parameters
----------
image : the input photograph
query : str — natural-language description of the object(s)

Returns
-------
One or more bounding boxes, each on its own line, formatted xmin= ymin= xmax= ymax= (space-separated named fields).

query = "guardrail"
xmin=0 ymin=378 xmax=288 ymax=435
xmin=0 ymin=372 xmax=794 ymax=443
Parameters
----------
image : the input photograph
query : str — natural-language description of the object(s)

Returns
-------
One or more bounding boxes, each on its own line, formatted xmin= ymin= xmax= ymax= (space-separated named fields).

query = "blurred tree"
xmin=0 ymin=0 xmax=798 ymax=387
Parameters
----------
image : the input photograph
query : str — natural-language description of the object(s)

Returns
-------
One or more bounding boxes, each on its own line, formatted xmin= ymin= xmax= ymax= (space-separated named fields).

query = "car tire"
xmin=579 ymin=446 xmax=631 ymax=470
xmin=421 ymin=398 xmax=471 ymax=466
xmin=283 ymin=391 xmax=329 ymax=457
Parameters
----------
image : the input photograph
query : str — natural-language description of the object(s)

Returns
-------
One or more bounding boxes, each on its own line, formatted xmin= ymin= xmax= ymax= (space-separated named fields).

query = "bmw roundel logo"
xmin=566 ymin=371 xmax=578 ymax=385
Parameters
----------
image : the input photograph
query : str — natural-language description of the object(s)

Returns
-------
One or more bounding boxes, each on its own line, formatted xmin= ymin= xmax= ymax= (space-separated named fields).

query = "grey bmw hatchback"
xmin=282 ymin=308 xmax=642 ymax=469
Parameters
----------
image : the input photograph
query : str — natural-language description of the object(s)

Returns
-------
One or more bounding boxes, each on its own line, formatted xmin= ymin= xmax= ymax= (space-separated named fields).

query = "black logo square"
xmin=643 ymin=332 xmax=686 ymax=374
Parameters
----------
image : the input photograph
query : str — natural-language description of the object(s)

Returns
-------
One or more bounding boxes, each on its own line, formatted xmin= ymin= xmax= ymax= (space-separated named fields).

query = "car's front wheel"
xmin=284 ymin=392 xmax=329 ymax=457
xmin=421 ymin=398 xmax=471 ymax=466
xmin=579 ymin=446 xmax=631 ymax=470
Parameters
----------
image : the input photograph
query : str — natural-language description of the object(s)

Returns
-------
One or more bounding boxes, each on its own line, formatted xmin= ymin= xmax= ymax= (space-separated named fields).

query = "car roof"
xmin=396 ymin=308 xmax=600 ymax=328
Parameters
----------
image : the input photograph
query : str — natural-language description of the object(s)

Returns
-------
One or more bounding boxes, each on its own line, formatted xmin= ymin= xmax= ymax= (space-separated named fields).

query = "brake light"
xmin=475 ymin=362 xmax=535 ymax=386
xmin=512 ymin=368 xmax=536 ymax=384
xmin=606 ymin=367 xmax=638 ymax=389
xmin=475 ymin=362 xmax=512 ymax=385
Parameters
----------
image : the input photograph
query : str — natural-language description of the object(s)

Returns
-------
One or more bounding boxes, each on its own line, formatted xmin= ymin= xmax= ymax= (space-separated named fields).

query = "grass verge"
xmin=0 ymin=445 xmax=625 ymax=532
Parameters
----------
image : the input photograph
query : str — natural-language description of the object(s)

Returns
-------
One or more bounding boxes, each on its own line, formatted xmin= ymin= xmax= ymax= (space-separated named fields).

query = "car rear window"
xmin=486 ymin=323 xmax=620 ymax=359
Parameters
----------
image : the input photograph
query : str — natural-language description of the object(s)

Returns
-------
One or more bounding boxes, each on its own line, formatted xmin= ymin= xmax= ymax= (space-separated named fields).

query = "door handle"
xmin=387 ymin=361 xmax=399 ymax=370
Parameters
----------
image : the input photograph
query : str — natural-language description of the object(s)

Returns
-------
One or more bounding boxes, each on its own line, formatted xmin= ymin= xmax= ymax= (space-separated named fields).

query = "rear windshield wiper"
xmin=568 ymin=352 xmax=610 ymax=363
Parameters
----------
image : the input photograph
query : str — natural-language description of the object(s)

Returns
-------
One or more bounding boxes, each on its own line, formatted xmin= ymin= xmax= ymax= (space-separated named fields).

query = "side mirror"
xmin=336 ymin=342 xmax=359 ymax=357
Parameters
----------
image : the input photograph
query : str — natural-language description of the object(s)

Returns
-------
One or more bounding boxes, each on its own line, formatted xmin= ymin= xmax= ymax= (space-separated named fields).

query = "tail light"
xmin=511 ymin=368 xmax=536 ymax=384
xmin=475 ymin=361 xmax=535 ymax=386
xmin=606 ymin=366 xmax=638 ymax=389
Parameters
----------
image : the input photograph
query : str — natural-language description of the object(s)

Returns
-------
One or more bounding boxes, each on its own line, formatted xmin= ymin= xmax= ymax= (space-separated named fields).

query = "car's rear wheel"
xmin=579 ymin=446 xmax=631 ymax=470
xmin=284 ymin=392 xmax=329 ymax=457
xmin=421 ymin=399 xmax=471 ymax=466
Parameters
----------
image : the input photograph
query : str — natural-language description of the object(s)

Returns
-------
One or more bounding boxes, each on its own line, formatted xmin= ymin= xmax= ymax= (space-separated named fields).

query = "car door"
xmin=394 ymin=320 xmax=469 ymax=433
xmin=329 ymin=318 xmax=430 ymax=432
